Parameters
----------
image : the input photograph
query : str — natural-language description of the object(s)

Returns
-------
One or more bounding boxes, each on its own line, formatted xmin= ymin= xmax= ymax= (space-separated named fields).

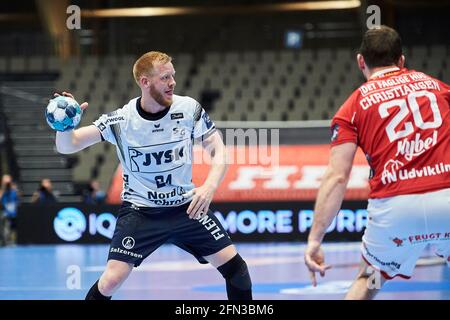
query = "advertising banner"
xmin=17 ymin=201 xmax=368 ymax=244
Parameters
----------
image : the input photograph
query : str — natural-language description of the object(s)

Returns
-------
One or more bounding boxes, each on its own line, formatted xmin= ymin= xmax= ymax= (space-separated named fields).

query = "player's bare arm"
xmin=187 ymin=130 xmax=228 ymax=220
xmin=54 ymin=92 xmax=102 ymax=154
xmin=305 ymin=142 xmax=357 ymax=286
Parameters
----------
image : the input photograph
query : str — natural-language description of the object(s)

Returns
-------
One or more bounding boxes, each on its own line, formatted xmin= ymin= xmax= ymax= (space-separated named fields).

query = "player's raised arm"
xmin=56 ymin=125 xmax=102 ymax=154
xmin=52 ymin=92 xmax=102 ymax=154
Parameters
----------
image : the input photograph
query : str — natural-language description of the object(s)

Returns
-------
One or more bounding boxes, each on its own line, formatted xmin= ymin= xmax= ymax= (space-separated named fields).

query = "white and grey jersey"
xmin=93 ymin=95 xmax=216 ymax=207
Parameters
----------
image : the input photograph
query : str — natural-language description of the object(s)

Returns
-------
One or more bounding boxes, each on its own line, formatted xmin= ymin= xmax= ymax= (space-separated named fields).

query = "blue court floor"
xmin=0 ymin=242 xmax=448 ymax=300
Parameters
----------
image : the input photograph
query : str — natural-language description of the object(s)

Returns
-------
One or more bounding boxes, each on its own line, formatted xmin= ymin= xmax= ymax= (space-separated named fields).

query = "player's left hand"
xmin=186 ymin=184 xmax=215 ymax=219
xmin=54 ymin=91 xmax=89 ymax=111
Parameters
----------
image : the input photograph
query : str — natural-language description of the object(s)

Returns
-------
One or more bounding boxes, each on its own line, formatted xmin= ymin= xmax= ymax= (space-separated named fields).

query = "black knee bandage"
xmin=217 ymin=254 xmax=252 ymax=300
xmin=85 ymin=280 xmax=112 ymax=300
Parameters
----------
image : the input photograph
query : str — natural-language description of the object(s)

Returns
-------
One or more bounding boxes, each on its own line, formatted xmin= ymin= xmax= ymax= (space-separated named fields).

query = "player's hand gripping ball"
xmin=45 ymin=95 xmax=82 ymax=132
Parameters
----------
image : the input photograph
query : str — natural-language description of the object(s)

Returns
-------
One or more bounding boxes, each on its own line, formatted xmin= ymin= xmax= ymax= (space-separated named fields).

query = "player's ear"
xmin=356 ymin=53 xmax=365 ymax=72
xmin=139 ymin=75 xmax=150 ymax=88
xmin=397 ymin=55 xmax=405 ymax=68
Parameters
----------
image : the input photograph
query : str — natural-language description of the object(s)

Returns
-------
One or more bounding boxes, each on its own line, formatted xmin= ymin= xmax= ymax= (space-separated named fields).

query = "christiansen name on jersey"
xmin=331 ymin=68 xmax=450 ymax=199
xmin=93 ymin=95 xmax=216 ymax=207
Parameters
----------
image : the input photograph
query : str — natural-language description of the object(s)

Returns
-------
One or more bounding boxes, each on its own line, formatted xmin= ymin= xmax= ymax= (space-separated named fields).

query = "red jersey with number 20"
xmin=331 ymin=67 xmax=450 ymax=198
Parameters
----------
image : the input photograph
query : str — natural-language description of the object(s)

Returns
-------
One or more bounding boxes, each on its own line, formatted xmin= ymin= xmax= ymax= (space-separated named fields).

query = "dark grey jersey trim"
xmin=193 ymin=103 xmax=202 ymax=122
xmin=110 ymin=123 xmax=126 ymax=163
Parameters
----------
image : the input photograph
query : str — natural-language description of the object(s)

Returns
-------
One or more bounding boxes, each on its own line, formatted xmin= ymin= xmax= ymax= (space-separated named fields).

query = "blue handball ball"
xmin=45 ymin=95 xmax=82 ymax=132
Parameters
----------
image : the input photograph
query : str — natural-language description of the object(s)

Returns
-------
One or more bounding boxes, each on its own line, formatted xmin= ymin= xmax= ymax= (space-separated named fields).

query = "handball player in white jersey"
xmin=54 ymin=51 xmax=252 ymax=300
xmin=304 ymin=26 xmax=450 ymax=299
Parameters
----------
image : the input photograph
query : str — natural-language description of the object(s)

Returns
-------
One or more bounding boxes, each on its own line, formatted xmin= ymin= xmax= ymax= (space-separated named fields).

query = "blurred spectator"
xmin=0 ymin=174 xmax=19 ymax=246
xmin=31 ymin=178 xmax=57 ymax=204
xmin=83 ymin=180 xmax=106 ymax=204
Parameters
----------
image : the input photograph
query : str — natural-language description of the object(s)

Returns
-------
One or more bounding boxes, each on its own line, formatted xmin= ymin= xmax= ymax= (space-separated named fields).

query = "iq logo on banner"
xmin=53 ymin=207 xmax=87 ymax=241
xmin=53 ymin=207 xmax=116 ymax=241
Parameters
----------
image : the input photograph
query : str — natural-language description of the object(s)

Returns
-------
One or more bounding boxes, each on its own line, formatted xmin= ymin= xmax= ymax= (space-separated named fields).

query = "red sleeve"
xmin=437 ymin=79 xmax=450 ymax=107
xmin=330 ymin=91 xmax=359 ymax=147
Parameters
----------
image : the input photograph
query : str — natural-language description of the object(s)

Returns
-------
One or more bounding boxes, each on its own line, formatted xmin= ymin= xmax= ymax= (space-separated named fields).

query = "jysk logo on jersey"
xmin=202 ymin=112 xmax=213 ymax=129
xmin=128 ymin=138 xmax=191 ymax=173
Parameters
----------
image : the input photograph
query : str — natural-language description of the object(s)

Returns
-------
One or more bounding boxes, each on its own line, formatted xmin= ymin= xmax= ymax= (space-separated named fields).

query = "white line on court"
xmin=84 ymin=243 xmax=362 ymax=272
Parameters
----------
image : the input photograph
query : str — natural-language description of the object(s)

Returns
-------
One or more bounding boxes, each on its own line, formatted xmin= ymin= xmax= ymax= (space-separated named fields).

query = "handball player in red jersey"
xmin=305 ymin=26 xmax=450 ymax=299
